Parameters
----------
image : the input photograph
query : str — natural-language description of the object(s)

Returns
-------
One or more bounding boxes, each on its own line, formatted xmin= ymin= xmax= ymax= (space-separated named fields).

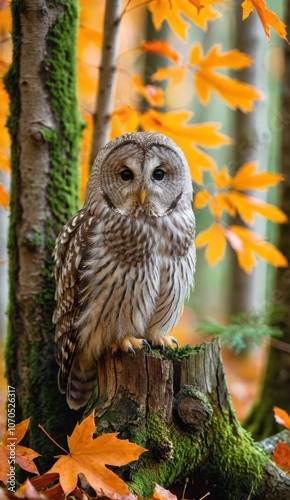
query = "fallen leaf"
xmin=0 ymin=419 xmax=40 ymax=485
xmin=272 ymin=442 xmax=290 ymax=471
xmin=274 ymin=407 xmax=290 ymax=429
xmin=153 ymin=483 xmax=178 ymax=500
xmin=46 ymin=412 xmax=146 ymax=497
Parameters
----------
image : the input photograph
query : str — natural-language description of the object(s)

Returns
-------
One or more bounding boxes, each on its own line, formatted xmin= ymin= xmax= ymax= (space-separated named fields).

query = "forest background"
xmin=0 ymin=0 xmax=288 ymax=436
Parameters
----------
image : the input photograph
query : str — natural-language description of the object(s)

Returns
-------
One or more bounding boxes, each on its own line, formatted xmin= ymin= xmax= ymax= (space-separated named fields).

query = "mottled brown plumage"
xmin=53 ymin=132 xmax=196 ymax=409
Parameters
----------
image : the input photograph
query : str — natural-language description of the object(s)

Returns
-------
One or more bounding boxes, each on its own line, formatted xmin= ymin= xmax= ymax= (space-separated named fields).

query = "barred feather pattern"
xmin=53 ymin=132 xmax=196 ymax=410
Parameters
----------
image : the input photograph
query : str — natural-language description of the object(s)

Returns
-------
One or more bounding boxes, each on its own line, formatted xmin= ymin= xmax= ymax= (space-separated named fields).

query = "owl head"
xmin=85 ymin=132 xmax=193 ymax=217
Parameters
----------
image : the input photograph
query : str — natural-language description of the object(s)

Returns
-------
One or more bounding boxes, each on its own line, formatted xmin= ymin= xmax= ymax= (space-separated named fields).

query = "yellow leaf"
xmin=140 ymin=40 xmax=182 ymax=65
xmin=110 ymin=106 xmax=140 ymax=140
xmin=232 ymin=162 xmax=284 ymax=191
xmin=228 ymin=191 xmax=287 ymax=226
xmin=152 ymin=66 xmax=187 ymax=89
xmin=209 ymin=192 xmax=236 ymax=219
xmin=195 ymin=222 xmax=226 ymax=265
xmin=189 ymin=43 xmax=262 ymax=111
xmin=147 ymin=0 xmax=223 ymax=40
xmin=47 ymin=412 xmax=146 ymax=497
xmin=230 ymin=225 xmax=288 ymax=272
xmin=212 ymin=166 xmax=232 ymax=189
xmin=140 ymin=109 xmax=231 ymax=182
xmin=0 ymin=182 xmax=9 ymax=210
xmin=132 ymin=76 xmax=165 ymax=107
xmin=193 ymin=189 xmax=210 ymax=208
xmin=242 ymin=0 xmax=288 ymax=42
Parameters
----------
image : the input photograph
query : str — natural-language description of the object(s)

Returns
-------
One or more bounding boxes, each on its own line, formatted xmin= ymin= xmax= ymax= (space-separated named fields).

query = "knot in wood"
xmin=177 ymin=397 xmax=208 ymax=426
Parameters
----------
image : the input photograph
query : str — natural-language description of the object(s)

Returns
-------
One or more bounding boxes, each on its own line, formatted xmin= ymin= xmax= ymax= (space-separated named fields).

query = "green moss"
xmin=205 ymin=410 xmax=267 ymax=497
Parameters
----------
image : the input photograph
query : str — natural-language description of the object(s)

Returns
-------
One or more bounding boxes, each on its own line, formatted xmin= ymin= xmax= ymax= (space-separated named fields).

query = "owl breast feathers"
xmin=53 ymin=132 xmax=196 ymax=409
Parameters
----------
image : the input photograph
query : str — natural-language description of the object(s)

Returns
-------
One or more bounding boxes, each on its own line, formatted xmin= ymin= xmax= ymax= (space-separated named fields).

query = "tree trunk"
xmin=243 ymin=0 xmax=290 ymax=438
xmin=228 ymin=7 xmax=267 ymax=315
xmin=90 ymin=0 xmax=122 ymax=162
xmin=87 ymin=338 xmax=290 ymax=499
xmin=4 ymin=0 xmax=82 ymax=468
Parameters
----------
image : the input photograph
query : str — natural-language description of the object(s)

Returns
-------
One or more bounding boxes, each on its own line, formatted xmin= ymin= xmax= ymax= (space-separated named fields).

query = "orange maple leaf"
xmin=153 ymin=483 xmax=178 ymax=500
xmin=0 ymin=418 xmax=40 ymax=485
xmin=0 ymin=182 xmax=9 ymax=210
xmin=147 ymin=0 xmax=223 ymax=40
xmin=140 ymin=109 xmax=231 ymax=182
xmin=232 ymin=162 xmax=284 ymax=190
xmin=195 ymin=222 xmax=227 ymax=265
xmin=140 ymin=40 xmax=182 ymax=65
xmin=110 ymin=106 xmax=140 ymax=140
xmin=189 ymin=43 xmax=262 ymax=112
xmin=274 ymin=407 xmax=290 ymax=430
xmin=46 ymin=411 xmax=146 ymax=497
xmin=242 ymin=0 xmax=288 ymax=43
xmin=272 ymin=442 xmax=290 ymax=472
xmin=132 ymin=76 xmax=165 ymax=107
xmin=226 ymin=226 xmax=288 ymax=273
xmin=227 ymin=191 xmax=287 ymax=226
xmin=151 ymin=66 xmax=188 ymax=90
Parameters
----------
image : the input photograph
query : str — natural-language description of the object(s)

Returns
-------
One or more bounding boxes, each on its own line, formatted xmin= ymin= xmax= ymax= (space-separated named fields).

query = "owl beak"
xmin=138 ymin=189 xmax=147 ymax=205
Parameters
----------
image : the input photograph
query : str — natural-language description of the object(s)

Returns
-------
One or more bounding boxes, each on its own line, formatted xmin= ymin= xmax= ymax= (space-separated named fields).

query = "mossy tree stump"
xmin=85 ymin=338 xmax=290 ymax=500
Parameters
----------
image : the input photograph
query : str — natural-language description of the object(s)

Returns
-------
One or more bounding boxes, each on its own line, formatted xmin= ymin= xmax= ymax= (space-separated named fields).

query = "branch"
xmin=90 ymin=0 xmax=122 ymax=164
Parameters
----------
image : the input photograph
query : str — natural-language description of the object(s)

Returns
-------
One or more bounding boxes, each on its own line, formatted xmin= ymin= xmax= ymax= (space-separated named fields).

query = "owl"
xmin=53 ymin=132 xmax=196 ymax=410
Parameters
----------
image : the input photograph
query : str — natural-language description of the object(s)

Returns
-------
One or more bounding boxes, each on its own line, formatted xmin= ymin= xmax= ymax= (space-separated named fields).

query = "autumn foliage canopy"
xmin=0 ymin=0 xmax=289 ymax=273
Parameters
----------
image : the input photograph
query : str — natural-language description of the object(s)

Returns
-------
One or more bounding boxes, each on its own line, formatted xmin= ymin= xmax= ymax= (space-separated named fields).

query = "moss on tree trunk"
xmin=86 ymin=339 xmax=290 ymax=499
xmin=4 ymin=0 xmax=82 ymax=470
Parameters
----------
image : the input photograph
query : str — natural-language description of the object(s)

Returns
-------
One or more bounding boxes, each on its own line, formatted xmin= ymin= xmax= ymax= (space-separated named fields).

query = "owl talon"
xmin=142 ymin=339 xmax=151 ymax=351
xmin=150 ymin=335 xmax=178 ymax=351
xmin=128 ymin=346 xmax=136 ymax=358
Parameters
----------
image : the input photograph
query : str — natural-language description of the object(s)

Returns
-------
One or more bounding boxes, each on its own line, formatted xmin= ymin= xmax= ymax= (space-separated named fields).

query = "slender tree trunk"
xmin=228 ymin=7 xmax=267 ymax=315
xmin=87 ymin=339 xmax=290 ymax=499
xmin=243 ymin=1 xmax=290 ymax=438
xmin=4 ymin=0 xmax=82 ymax=469
xmin=90 ymin=0 xmax=122 ymax=162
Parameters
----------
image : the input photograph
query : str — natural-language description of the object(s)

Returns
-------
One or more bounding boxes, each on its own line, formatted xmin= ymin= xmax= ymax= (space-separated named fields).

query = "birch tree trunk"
xmin=4 ymin=0 xmax=82 ymax=468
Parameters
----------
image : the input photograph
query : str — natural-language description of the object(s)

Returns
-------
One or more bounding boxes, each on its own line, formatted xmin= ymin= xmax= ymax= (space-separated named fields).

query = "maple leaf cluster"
xmin=0 ymin=0 xmax=289 ymax=273
xmin=0 ymin=413 xmax=186 ymax=500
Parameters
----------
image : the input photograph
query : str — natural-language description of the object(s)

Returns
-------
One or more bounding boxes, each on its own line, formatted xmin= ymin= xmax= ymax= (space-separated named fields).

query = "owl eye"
xmin=152 ymin=168 xmax=165 ymax=181
xmin=120 ymin=168 xmax=134 ymax=181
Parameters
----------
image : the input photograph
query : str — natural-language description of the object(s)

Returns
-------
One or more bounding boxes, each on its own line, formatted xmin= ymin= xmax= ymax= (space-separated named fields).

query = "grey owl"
xmin=53 ymin=132 xmax=196 ymax=410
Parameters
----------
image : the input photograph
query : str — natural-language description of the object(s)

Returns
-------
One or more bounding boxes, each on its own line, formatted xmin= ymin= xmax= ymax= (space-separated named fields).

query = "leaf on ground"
xmin=46 ymin=411 xmax=146 ymax=498
xmin=140 ymin=109 xmax=231 ymax=182
xmin=153 ymin=483 xmax=178 ymax=500
xmin=147 ymin=0 xmax=223 ymax=40
xmin=242 ymin=0 xmax=288 ymax=43
xmin=232 ymin=162 xmax=284 ymax=190
xmin=189 ymin=43 xmax=262 ymax=111
xmin=0 ymin=419 xmax=40 ymax=485
xmin=132 ymin=76 xmax=165 ymax=107
xmin=0 ymin=183 xmax=9 ymax=210
xmin=195 ymin=222 xmax=226 ymax=265
xmin=272 ymin=442 xmax=290 ymax=472
xmin=274 ymin=407 xmax=290 ymax=430
xmin=15 ymin=479 xmax=47 ymax=499
xmin=140 ymin=40 xmax=182 ymax=65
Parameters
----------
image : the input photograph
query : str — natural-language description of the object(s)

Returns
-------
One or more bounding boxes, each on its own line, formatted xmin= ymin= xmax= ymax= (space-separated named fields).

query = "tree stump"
xmin=85 ymin=338 xmax=290 ymax=499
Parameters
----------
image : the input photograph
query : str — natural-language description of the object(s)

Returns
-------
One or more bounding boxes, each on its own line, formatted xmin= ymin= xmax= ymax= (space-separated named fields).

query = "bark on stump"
xmin=85 ymin=338 xmax=290 ymax=500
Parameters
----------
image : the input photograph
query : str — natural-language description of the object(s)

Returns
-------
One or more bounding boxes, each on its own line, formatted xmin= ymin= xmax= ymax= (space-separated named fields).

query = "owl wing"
xmin=53 ymin=209 xmax=95 ymax=393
